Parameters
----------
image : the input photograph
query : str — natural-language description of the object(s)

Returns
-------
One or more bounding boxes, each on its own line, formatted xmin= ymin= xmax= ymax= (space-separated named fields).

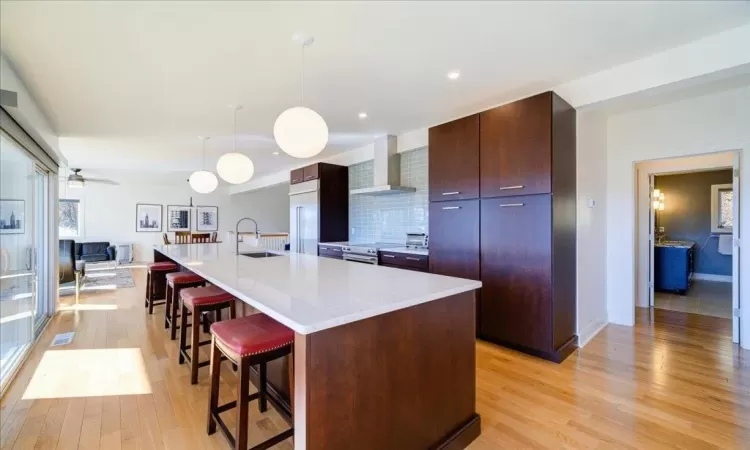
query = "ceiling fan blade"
xmin=85 ymin=178 xmax=119 ymax=186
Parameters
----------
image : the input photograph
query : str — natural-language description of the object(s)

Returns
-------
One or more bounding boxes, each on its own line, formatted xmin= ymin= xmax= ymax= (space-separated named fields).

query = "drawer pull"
xmin=333 ymin=248 xmax=341 ymax=251
xmin=498 ymin=185 xmax=524 ymax=190
xmin=499 ymin=203 xmax=525 ymax=207
xmin=383 ymin=255 xmax=396 ymax=258
xmin=442 ymin=191 xmax=460 ymax=196
xmin=442 ymin=206 xmax=461 ymax=210
xmin=406 ymin=257 xmax=421 ymax=261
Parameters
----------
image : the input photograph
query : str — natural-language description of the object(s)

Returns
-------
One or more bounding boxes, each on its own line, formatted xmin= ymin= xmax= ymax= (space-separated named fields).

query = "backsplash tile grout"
xmin=349 ymin=147 xmax=428 ymax=243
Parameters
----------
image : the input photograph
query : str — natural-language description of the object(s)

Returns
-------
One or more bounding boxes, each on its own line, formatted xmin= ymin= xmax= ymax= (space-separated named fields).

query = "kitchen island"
xmin=154 ymin=243 xmax=482 ymax=450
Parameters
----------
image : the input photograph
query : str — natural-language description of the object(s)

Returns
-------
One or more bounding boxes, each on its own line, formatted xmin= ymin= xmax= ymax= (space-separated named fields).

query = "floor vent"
xmin=51 ymin=332 xmax=75 ymax=347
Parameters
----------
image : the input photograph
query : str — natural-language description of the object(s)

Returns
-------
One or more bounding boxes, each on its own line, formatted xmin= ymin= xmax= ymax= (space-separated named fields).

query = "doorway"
xmin=636 ymin=151 xmax=740 ymax=342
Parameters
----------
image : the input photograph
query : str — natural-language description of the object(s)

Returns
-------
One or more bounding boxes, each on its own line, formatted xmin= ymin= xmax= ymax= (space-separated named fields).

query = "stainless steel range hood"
xmin=350 ymin=135 xmax=416 ymax=196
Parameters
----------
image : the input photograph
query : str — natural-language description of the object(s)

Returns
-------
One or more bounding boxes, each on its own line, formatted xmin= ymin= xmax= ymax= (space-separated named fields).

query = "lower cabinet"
xmin=480 ymin=195 xmax=552 ymax=353
xmin=379 ymin=251 xmax=428 ymax=272
xmin=428 ymin=200 xmax=480 ymax=280
xmin=318 ymin=245 xmax=343 ymax=260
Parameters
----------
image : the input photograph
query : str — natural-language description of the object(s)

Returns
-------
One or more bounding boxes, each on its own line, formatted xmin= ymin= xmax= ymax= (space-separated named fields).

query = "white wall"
xmin=576 ymin=111 xmax=608 ymax=346
xmin=59 ymin=181 xmax=290 ymax=262
xmin=605 ymin=85 xmax=750 ymax=348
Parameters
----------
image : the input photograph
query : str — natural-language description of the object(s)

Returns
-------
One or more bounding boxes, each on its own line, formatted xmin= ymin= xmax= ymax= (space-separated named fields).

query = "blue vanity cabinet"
xmin=654 ymin=243 xmax=695 ymax=294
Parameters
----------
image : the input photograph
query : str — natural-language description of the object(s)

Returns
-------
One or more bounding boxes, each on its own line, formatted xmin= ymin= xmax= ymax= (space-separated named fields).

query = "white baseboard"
xmin=578 ymin=317 xmax=608 ymax=348
xmin=692 ymin=273 xmax=732 ymax=283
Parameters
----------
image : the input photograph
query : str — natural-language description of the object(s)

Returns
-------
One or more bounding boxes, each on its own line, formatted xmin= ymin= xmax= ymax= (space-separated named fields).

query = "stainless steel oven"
xmin=342 ymin=253 xmax=378 ymax=265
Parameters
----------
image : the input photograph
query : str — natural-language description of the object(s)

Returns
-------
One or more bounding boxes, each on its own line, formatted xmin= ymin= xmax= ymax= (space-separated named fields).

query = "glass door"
xmin=0 ymin=130 xmax=49 ymax=390
xmin=34 ymin=166 xmax=50 ymax=329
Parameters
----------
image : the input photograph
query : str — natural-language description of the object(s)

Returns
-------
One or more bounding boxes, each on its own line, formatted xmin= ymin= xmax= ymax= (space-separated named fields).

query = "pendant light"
xmin=273 ymin=34 xmax=328 ymax=159
xmin=189 ymin=137 xmax=219 ymax=194
xmin=216 ymin=105 xmax=255 ymax=184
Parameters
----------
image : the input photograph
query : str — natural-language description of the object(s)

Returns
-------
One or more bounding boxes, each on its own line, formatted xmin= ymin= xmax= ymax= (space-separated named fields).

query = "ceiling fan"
xmin=66 ymin=168 xmax=119 ymax=188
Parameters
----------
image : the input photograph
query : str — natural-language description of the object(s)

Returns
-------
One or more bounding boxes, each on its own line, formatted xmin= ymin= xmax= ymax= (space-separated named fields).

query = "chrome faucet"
xmin=236 ymin=217 xmax=259 ymax=255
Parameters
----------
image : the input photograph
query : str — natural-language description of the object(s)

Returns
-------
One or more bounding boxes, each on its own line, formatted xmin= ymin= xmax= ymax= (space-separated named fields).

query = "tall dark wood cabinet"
xmin=428 ymin=91 xmax=577 ymax=363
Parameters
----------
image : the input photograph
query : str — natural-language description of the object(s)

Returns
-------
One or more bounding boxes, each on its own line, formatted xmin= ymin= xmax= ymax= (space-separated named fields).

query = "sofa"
xmin=74 ymin=241 xmax=116 ymax=262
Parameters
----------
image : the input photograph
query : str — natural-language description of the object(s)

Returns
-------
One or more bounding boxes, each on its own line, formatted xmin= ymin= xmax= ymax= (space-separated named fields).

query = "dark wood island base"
xmin=294 ymin=291 xmax=480 ymax=450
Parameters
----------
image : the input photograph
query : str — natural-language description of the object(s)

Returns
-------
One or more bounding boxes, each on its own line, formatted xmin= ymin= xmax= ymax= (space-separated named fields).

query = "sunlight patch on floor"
xmin=22 ymin=348 xmax=152 ymax=399
xmin=81 ymin=284 xmax=117 ymax=291
xmin=58 ymin=304 xmax=118 ymax=311
xmin=85 ymin=272 xmax=117 ymax=278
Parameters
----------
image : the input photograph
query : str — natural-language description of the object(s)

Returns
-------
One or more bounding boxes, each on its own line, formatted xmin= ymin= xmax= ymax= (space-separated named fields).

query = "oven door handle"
xmin=342 ymin=254 xmax=378 ymax=264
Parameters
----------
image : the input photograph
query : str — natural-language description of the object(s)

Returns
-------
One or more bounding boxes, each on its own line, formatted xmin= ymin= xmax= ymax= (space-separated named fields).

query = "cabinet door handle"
xmin=406 ymin=257 xmax=421 ymax=261
xmin=442 ymin=206 xmax=461 ymax=210
xmin=499 ymin=203 xmax=525 ymax=207
xmin=333 ymin=248 xmax=341 ymax=251
xmin=498 ymin=185 xmax=524 ymax=190
xmin=442 ymin=191 xmax=460 ymax=196
xmin=305 ymin=175 xmax=314 ymax=179
xmin=382 ymin=254 xmax=396 ymax=258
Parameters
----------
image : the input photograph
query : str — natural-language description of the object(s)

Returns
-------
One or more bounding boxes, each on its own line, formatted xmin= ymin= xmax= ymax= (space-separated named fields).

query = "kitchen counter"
xmin=153 ymin=242 xmax=481 ymax=449
xmin=154 ymin=243 xmax=473 ymax=334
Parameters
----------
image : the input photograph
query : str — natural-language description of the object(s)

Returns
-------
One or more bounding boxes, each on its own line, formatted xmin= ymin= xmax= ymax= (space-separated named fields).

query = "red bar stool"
xmin=179 ymin=286 xmax=237 ymax=384
xmin=145 ymin=262 xmax=178 ymax=314
xmin=165 ymin=272 xmax=205 ymax=340
xmin=207 ymin=314 xmax=294 ymax=450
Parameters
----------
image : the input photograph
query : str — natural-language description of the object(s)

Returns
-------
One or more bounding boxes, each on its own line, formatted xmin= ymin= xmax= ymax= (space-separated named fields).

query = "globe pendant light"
xmin=273 ymin=34 xmax=328 ymax=159
xmin=216 ymin=105 xmax=255 ymax=184
xmin=189 ymin=137 xmax=219 ymax=194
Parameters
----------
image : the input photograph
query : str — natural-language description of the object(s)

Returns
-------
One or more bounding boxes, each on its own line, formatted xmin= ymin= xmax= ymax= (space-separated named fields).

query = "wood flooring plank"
xmin=54 ymin=398 xmax=85 ymax=450
xmin=33 ymin=398 xmax=69 ymax=450
xmin=99 ymin=396 xmax=121 ymax=450
xmin=119 ymin=396 xmax=142 ymax=450
xmin=78 ymin=397 xmax=103 ymax=450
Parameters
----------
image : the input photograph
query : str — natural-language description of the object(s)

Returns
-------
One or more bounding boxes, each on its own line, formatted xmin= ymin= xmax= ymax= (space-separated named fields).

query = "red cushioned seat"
xmin=211 ymin=314 xmax=293 ymax=358
xmin=148 ymin=262 xmax=177 ymax=271
xmin=181 ymin=286 xmax=234 ymax=308
xmin=166 ymin=271 xmax=204 ymax=285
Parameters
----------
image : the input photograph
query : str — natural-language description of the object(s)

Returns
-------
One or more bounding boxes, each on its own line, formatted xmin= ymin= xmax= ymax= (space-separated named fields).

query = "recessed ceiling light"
xmin=358 ymin=112 xmax=368 ymax=119
xmin=447 ymin=71 xmax=461 ymax=80
xmin=272 ymin=151 xmax=280 ymax=156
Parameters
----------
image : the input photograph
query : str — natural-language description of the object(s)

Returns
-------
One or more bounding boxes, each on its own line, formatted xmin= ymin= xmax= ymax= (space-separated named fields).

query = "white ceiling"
xmin=2 ymin=1 xmax=749 ymax=184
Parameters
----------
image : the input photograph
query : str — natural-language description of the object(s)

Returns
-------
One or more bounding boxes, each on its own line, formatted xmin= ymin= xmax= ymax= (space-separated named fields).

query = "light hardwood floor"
xmin=2 ymin=267 xmax=749 ymax=449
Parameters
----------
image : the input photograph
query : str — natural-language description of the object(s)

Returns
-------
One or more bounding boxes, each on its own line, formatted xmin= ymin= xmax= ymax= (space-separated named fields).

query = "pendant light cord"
xmin=201 ymin=137 xmax=208 ymax=170
xmin=300 ymin=43 xmax=305 ymax=106
xmin=233 ymin=108 xmax=237 ymax=152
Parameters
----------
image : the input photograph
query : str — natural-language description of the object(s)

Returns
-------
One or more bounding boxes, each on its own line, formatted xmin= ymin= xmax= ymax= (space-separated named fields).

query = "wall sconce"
xmin=652 ymin=190 xmax=665 ymax=211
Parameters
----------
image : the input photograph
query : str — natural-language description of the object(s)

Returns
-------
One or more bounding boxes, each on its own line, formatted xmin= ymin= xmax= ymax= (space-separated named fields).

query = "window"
xmin=59 ymin=199 xmax=81 ymax=237
xmin=710 ymin=183 xmax=733 ymax=233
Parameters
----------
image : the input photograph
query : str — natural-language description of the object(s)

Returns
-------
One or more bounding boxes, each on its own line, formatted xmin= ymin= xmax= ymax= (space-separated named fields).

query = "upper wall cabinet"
xmin=480 ymin=92 xmax=553 ymax=198
xmin=290 ymin=163 xmax=321 ymax=185
xmin=428 ymin=114 xmax=480 ymax=202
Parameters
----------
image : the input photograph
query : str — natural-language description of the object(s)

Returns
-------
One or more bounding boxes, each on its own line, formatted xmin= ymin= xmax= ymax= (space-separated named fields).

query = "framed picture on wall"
xmin=0 ymin=199 xmax=25 ymax=235
xmin=195 ymin=206 xmax=218 ymax=232
xmin=166 ymin=205 xmax=191 ymax=232
xmin=136 ymin=203 xmax=162 ymax=232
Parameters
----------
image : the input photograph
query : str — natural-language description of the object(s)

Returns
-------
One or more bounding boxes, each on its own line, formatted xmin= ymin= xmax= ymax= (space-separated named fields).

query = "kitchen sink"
xmin=240 ymin=252 xmax=281 ymax=258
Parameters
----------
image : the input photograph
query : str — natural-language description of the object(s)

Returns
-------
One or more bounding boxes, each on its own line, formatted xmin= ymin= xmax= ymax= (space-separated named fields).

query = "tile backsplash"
xmin=349 ymin=147 xmax=428 ymax=243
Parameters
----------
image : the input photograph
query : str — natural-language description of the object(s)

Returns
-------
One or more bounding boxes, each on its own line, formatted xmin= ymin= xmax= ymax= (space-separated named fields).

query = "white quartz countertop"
xmin=153 ymin=243 xmax=480 ymax=335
